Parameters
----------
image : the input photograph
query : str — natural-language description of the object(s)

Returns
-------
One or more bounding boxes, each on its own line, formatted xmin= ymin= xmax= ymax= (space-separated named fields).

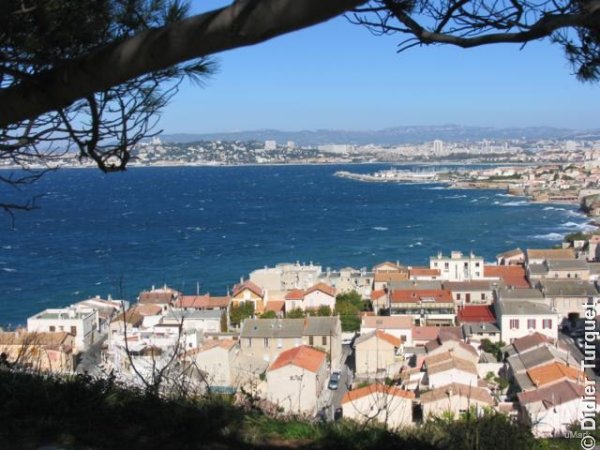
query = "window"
xmin=475 ymin=262 xmax=480 ymax=268
xmin=322 ymin=336 xmax=327 ymax=346
xmin=456 ymin=293 xmax=461 ymax=300
xmin=527 ymin=319 xmax=536 ymax=329
xmin=309 ymin=336 xmax=314 ymax=346
xmin=509 ymin=319 xmax=520 ymax=329
xmin=444 ymin=262 xmax=449 ymax=270
xmin=264 ymin=338 xmax=269 ymax=348
xmin=481 ymin=293 xmax=485 ymax=300
xmin=70 ymin=326 xmax=77 ymax=336
xmin=49 ymin=326 xmax=55 ymax=332
xmin=542 ymin=319 xmax=553 ymax=329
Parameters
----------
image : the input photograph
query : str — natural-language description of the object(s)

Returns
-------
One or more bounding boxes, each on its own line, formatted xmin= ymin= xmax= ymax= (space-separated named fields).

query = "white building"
xmin=494 ymin=300 xmax=560 ymax=343
xmin=430 ymin=251 xmax=485 ymax=281
xmin=27 ymin=307 xmax=97 ymax=353
xmin=264 ymin=140 xmax=277 ymax=151
xmin=341 ymin=384 xmax=414 ymax=429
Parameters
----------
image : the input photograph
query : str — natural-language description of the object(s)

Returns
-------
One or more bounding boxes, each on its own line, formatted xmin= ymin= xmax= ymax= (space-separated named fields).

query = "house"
xmin=483 ymin=265 xmax=530 ymax=289
xmin=423 ymin=352 xmax=479 ymax=389
xmin=75 ymin=296 xmax=128 ymax=333
xmin=249 ymin=262 xmax=322 ymax=291
xmin=412 ymin=326 xmax=463 ymax=347
xmin=284 ymin=289 xmax=305 ymax=312
xmin=370 ymin=290 xmax=388 ymax=314
xmin=494 ymin=300 xmax=560 ymax=342
xmin=373 ymin=271 xmax=409 ymax=291
xmin=496 ymin=248 xmax=525 ymax=265
xmin=506 ymin=345 xmax=576 ymax=390
xmin=239 ymin=317 xmax=342 ymax=365
xmin=341 ymin=384 xmax=415 ymax=429
xmin=173 ymin=294 xmax=230 ymax=312
xmin=545 ymin=259 xmax=591 ymax=281
xmin=420 ymin=383 xmax=495 ymax=419
xmin=231 ymin=280 xmax=267 ymax=314
xmin=373 ymin=261 xmax=405 ymax=273
xmin=161 ymin=309 xmax=223 ymax=334
xmin=429 ymin=251 xmax=485 ymax=281
xmin=456 ymin=305 xmax=496 ymax=324
xmin=462 ymin=323 xmax=501 ymax=344
xmin=408 ymin=267 xmax=441 ymax=281
xmin=524 ymin=361 xmax=587 ymax=391
xmin=303 ymin=283 xmax=336 ymax=311
xmin=360 ymin=316 xmax=413 ymax=346
xmin=27 ymin=307 xmax=97 ymax=353
xmin=444 ymin=280 xmax=497 ymax=305
xmin=539 ymin=280 xmax=599 ymax=319
xmin=0 ymin=330 xmax=75 ymax=373
xmin=109 ymin=304 xmax=163 ymax=336
xmin=354 ymin=330 xmax=402 ymax=378
xmin=389 ymin=289 xmax=456 ymax=326
xmin=424 ymin=337 xmax=479 ymax=365
xmin=517 ymin=380 xmax=600 ymax=437
xmin=526 ymin=248 xmax=575 ymax=265
xmin=138 ymin=285 xmax=181 ymax=311
xmin=266 ymin=345 xmax=328 ymax=415
xmin=319 ymin=266 xmax=373 ymax=297
xmin=184 ymin=339 xmax=238 ymax=391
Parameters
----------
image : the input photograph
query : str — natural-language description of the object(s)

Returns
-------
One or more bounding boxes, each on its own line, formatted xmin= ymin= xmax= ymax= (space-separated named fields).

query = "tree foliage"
xmin=260 ymin=310 xmax=277 ymax=319
xmin=286 ymin=308 xmax=305 ymax=319
xmin=230 ymin=301 xmax=255 ymax=327
xmin=335 ymin=291 xmax=364 ymax=332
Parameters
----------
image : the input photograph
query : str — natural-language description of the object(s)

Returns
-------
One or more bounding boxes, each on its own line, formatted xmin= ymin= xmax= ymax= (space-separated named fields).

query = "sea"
xmin=0 ymin=163 xmax=594 ymax=327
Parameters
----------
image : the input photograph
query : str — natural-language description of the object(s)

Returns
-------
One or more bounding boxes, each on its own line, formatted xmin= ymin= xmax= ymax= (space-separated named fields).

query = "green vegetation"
xmin=335 ymin=291 xmax=365 ymax=332
xmin=230 ymin=302 xmax=255 ymax=327
xmin=259 ymin=310 xmax=277 ymax=319
xmin=3 ymin=369 xmax=581 ymax=450
xmin=480 ymin=339 xmax=507 ymax=362
xmin=287 ymin=308 xmax=305 ymax=319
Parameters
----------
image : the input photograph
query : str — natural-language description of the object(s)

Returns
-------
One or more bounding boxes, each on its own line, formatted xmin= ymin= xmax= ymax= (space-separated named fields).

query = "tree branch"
xmin=0 ymin=0 xmax=366 ymax=128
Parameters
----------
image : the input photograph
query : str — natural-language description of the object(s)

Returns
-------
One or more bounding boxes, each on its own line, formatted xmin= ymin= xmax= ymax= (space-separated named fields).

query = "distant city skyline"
xmin=157 ymin=1 xmax=599 ymax=134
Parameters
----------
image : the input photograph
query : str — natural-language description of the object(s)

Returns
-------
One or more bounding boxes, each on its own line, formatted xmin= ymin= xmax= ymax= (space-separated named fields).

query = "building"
xmin=184 ymin=340 xmax=238 ymax=391
xmin=423 ymin=352 xmax=479 ymax=390
xmin=420 ymin=383 xmax=494 ymax=419
xmin=0 ymin=331 xmax=75 ymax=373
xmin=389 ymin=289 xmax=456 ymax=326
xmin=354 ymin=330 xmax=402 ymax=378
xmin=161 ymin=309 xmax=224 ymax=334
xmin=266 ymin=346 xmax=327 ymax=415
xmin=526 ymin=248 xmax=575 ymax=265
xmin=429 ymin=251 xmax=485 ymax=282
xmin=483 ymin=265 xmax=530 ymax=289
xmin=27 ymin=307 xmax=97 ymax=353
xmin=496 ymin=248 xmax=525 ymax=265
xmin=341 ymin=384 xmax=414 ymax=429
xmin=173 ymin=294 xmax=230 ymax=312
xmin=444 ymin=281 xmax=497 ymax=305
xmin=239 ymin=317 xmax=342 ymax=365
xmin=231 ymin=280 xmax=267 ymax=314
xmin=360 ymin=316 xmax=413 ymax=345
xmin=539 ymin=280 xmax=599 ymax=319
xmin=494 ymin=300 xmax=560 ymax=342
xmin=138 ymin=285 xmax=181 ymax=311
xmin=303 ymin=283 xmax=336 ymax=311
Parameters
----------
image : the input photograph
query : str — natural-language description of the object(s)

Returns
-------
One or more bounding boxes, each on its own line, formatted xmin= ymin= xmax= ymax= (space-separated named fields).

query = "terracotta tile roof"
xmin=438 ymin=327 xmax=464 ymax=342
xmin=232 ymin=280 xmax=264 ymax=298
xmin=175 ymin=295 xmax=230 ymax=309
xmin=483 ymin=265 xmax=530 ymax=288
xmin=517 ymin=380 xmax=589 ymax=407
xmin=265 ymin=300 xmax=285 ymax=313
xmin=375 ymin=330 xmax=402 ymax=347
xmin=420 ymin=383 xmax=494 ymax=405
xmin=424 ymin=351 xmax=453 ymax=367
xmin=373 ymin=261 xmax=405 ymax=272
xmin=305 ymin=282 xmax=336 ymax=297
xmin=0 ymin=331 xmax=73 ymax=352
xmin=457 ymin=306 xmax=496 ymax=324
xmin=527 ymin=362 xmax=586 ymax=387
xmin=526 ymin=248 xmax=575 ymax=261
xmin=362 ymin=315 xmax=412 ymax=330
xmin=409 ymin=268 xmax=441 ymax=277
xmin=342 ymin=383 xmax=415 ymax=404
xmin=512 ymin=332 xmax=553 ymax=354
xmin=374 ymin=272 xmax=409 ymax=283
xmin=390 ymin=289 xmax=453 ymax=303
xmin=138 ymin=291 xmax=177 ymax=304
xmin=370 ymin=289 xmax=387 ymax=300
xmin=427 ymin=356 xmax=478 ymax=376
xmin=412 ymin=326 xmax=441 ymax=342
xmin=285 ymin=289 xmax=305 ymax=300
xmin=267 ymin=345 xmax=326 ymax=373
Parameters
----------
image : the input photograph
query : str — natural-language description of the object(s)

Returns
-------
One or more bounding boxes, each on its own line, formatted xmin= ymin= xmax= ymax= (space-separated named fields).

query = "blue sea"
xmin=0 ymin=164 xmax=593 ymax=326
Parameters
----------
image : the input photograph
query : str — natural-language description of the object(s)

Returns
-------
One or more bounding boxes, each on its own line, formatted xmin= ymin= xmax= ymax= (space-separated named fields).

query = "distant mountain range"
xmin=160 ymin=125 xmax=600 ymax=146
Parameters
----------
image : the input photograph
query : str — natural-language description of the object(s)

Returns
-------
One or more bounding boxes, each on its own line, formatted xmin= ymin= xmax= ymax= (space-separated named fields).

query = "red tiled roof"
xmin=268 ymin=345 xmax=326 ymax=373
xmin=342 ymin=383 xmax=414 ymax=404
xmin=527 ymin=362 xmax=586 ymax=387
xmin=305 ymin=283 xmax=336 ymax=297
xmin=373 ymin=261 xmax=405 ymax=272
xmin=370 ymin=289 xmax=387 ymax=300
xmin=285 ymin=289 xmax=305 ymax=300
xmin=362 ymin=315 xmax=412 ymax=330
xmin=412 ymin=326 xmax=441 ymax=342
xmin=409 ymin=268 xmax=441 ymax=277
xmin=390 ymin=289 xmax=452 ymax=303
xmin=517 ymin=380 xmax=590 ymax=407
xmin=265 ymin=300 xmax=285 ymax=313
xmin=457 ymin=306 xmax=496 ymax=324
xmin=484 ymin=265 xmax=530 ymax=288
xmin=374 ymin=272 xmax=409 ymax=283
xmin=232 ymin=280 xmax=264 ymax=298
xmin=175 ymin=294 xmax=230 ymax=309
xmin=375 ymin=330 xmax=402 ymax=347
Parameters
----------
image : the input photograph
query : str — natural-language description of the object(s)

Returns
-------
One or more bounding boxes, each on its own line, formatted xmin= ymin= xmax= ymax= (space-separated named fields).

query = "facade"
xmin=526 ymin=248 xmax=575 ymax=265
xmin=266 ymin=346 xmax=327 ymax=415
xmin=0 ymin=331 xmax=75 ymax=373
xmin=420 ymin=383 xmax=494 ymax=419
xmin=354 ymin=330 xmax=401 ymax=378
xmin=539 ymin=280 xmax=599 ymax=318
xmin=423 ymin=353 xmax=479 ymax=390
xmin=185 ymin=340 xmax=238 ymax=390
xmin=444 ymin=281 xmax=496 ymax=305
xmin=27 ymin=307 xmax=97 ymax=353
xmin=494 ymin=300 xmax=560 ymax=342
xmin=231 ymin=280 xmax=266 ymax=314
xmin=303 ymin=283 xmax=336 ymax=311
xmin=341 ymin=384 xmax=414 ymax=429
xmin=429 ymin=251 xmax=484 ymax=282
xmin=360 ymin=316 xmax=413 ymax=346
xmin=389 ymin=289 xmax=456 ymax=326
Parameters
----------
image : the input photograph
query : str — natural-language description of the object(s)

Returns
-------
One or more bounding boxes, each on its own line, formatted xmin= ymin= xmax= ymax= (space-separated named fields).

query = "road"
xmin=319 ymin=344 xmax=353 ymax=421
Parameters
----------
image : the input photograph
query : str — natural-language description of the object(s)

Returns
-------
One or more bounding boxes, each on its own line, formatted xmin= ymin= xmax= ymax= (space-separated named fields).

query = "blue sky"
xmin=159 ymin=1 xmax=599 ymax=133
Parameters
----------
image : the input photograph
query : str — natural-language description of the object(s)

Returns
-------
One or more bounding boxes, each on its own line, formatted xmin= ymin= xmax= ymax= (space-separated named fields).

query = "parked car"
xmin=328 ymin=371 xmax=342 ymax=390
xmin=576 ymin=337 xmax=585 ymax=349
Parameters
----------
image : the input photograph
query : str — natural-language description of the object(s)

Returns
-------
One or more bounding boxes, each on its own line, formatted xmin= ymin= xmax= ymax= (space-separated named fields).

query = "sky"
xmin=158 ymin=0 xmax=600 ymax=133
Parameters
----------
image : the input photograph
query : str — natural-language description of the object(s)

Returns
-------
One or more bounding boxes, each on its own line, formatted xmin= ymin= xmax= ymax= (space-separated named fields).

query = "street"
xmin=557 ymin=331 xmax=599 ymax=383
